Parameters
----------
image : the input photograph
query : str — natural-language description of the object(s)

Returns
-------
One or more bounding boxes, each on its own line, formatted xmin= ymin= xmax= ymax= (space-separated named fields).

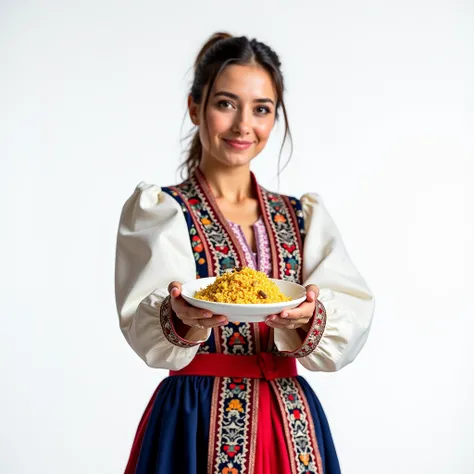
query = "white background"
xmin=1 ymin=1 xmax=473 ymax=473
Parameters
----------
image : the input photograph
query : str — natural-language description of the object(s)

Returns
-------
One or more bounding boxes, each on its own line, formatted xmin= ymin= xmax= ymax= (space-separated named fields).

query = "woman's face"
xmin=189 ymin=64 xmax=277 ymax=169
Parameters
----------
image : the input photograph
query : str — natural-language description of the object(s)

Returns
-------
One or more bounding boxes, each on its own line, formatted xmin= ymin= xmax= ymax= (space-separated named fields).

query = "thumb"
xmin=168 ymin=281 xmax=182 ymax=298
xmin=305 ymin=284 xmax=320 ymax=301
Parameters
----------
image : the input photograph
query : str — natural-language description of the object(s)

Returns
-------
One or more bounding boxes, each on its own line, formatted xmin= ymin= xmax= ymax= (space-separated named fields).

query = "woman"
xmin=115 ymin=32 xmax=375 ymax=474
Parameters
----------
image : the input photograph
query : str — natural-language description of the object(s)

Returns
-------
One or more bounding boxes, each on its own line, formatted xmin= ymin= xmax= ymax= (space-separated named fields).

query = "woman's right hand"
xmin=168 ymin=281 xmax=228 ymax=330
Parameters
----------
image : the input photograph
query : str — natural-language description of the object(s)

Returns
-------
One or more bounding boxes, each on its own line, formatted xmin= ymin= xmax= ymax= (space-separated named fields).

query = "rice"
xmin=194 ymin=267 xmax=291 ymax=304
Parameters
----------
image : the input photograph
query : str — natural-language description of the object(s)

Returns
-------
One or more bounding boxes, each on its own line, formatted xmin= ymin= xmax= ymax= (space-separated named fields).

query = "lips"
xmin=223 ymin=139 xmax=253 ymax=150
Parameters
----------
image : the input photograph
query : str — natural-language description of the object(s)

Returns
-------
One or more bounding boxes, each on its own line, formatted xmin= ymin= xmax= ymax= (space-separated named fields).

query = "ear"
xmin=188 ymin=95 xmax=200 ymax=126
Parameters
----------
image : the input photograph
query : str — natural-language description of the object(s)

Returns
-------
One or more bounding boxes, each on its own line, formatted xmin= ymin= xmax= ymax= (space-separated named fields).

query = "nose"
xmin=232 ymin=108 xmax=252 ymax=136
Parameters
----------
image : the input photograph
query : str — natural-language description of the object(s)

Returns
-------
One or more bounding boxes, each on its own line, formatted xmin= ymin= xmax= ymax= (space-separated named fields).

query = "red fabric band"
xmin=169 ymin=353 xmax=298 ymax=380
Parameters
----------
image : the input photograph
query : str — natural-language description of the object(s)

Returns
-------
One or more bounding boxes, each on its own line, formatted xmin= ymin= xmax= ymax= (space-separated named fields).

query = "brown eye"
xmin=256 ymin=106 xmax=271 ymax=115
xmin=218 ymin=100 xmax=234 ymax=109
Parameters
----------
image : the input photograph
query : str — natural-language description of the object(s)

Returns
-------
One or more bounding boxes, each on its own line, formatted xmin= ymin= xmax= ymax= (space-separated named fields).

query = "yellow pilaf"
xmin=194 ymin=267 xmax=291 ymax=304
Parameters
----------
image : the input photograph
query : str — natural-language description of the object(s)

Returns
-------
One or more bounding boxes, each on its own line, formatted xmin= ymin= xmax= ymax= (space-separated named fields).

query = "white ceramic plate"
xmin=181 ymin=277 xmax=307 ymax=322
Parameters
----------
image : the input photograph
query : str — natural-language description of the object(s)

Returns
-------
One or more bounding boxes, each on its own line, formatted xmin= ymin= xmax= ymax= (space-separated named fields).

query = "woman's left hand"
xmin=265 ymin=284 xmax=319 ymax=330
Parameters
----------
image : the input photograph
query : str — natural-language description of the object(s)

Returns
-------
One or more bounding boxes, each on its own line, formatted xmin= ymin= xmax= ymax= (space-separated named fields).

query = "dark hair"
xmin=179 ymin=32 xmax=292 ymax=179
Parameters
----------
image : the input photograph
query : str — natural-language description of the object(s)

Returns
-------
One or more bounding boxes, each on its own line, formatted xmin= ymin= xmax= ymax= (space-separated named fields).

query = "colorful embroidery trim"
xmin=276 ymin=300 xmax=327 ymax=358
xmin=259 ymin=188 xmax=303 ymax=283
xmin=210 ymin=377 xmax=258 ymax=474
xmin=161 ymin=186 xmax=212 ymax=278
xmin=159 ymin=296 xmax=201 ymax=348
xmin=272 ymin=378 xmax=323 ymax=474
xmin=170 ymin=176 xmax=244 ymax=276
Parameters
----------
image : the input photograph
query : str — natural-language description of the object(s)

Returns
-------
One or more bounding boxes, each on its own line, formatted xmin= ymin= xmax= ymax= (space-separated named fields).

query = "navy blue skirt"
xmin=127 ymin=375 xmax=341 ymax=474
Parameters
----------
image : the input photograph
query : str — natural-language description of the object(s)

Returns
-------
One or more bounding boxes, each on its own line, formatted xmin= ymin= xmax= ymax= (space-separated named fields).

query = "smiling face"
xmin=188 ymin=64 xmax=277 ymax=170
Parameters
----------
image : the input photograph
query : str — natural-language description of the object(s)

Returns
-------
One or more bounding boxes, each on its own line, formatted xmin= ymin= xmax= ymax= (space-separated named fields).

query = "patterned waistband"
xmin=169 ymin=353 xmax=298 ymax=380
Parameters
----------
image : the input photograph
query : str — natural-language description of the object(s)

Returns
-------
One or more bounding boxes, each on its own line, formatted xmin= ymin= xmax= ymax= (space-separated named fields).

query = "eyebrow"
xmin=214 ymin=91 xmax=275 ymax=105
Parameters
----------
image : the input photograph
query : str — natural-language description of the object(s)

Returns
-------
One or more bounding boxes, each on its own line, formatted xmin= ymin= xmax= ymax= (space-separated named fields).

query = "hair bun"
xmin=194 ymin=32 xmax=233 ymax=70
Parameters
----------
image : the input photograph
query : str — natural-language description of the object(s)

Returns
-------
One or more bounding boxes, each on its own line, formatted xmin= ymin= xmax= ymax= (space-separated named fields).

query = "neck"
xmin=198 ymin=160 xmax=254 ymax=203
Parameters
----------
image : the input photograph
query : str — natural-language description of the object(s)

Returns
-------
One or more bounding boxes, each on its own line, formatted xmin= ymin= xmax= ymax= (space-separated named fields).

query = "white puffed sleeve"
xmin=115 ymin=182 xmax=211 ymax=370
xmin=299 ymin=193 xmax=375 ymax=371
xmin=273 ymin=193 xmax=375 ymax=371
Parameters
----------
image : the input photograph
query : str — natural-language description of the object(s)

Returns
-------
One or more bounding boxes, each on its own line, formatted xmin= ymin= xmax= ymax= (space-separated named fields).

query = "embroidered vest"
xmin=162 ymin=169 xmax=306 ymax=356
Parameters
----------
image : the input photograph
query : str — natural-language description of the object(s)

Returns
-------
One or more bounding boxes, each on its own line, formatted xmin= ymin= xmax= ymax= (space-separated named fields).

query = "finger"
xmin=268 ymin=315 xmax=310 ymax=327
xmin=175 ymin=305 xmax=214 ymax=321
xmin=169 ymin=293 xmax=188 ymax=313
xmin=266 ymin=318 xmax=309 ymax=329
xmin=168 ymin=281 xmax=182 ymax=298
xmin=183 ymin=309 xmax=215 ymax=321
xmin=265 ymin=318 xmax=289 ymax=329
xmin=305 ymin=284 xmax=320 ymax=302
xmin=280 ymin=302 xmax=315 ymax=320
xmin=184 ymin=315 xmax=227 ymax=329
xmin=265 ymin=318 xmax=303 ymax=330
xmin=200 ymin=315 xmax=228 ymax=328
xmin=181 ymin=319 xmax=205 ymax=329
xmin=169 ymin=293 xmax=206 ymax=318
xmin=267 ymin=314 xmax=293 ymax=326
xmin=264 ymin=314 xmax=279 ymax=325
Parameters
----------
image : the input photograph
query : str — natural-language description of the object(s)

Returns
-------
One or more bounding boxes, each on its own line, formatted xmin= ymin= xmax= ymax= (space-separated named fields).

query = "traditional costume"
xmin=115 ymin=169 xmax=374 ymax=473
